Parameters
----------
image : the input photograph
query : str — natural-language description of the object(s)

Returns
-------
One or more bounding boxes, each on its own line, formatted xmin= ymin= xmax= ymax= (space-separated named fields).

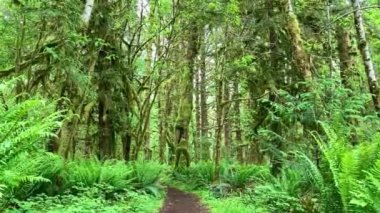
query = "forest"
xmin=1 ymin=0 xmax=380 ymax=212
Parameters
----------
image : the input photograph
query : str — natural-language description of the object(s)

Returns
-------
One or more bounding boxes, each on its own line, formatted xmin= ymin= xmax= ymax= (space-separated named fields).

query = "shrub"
xmin=0 ymin=87 xmax=63 ymax=207
xmin=130 ymin=160 xmax=165 ymax=196
xmin=220 ymin=163 xmax=271 ymax=189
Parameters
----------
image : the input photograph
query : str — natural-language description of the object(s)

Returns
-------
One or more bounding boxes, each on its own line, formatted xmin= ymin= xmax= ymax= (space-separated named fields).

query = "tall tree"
xmin=350 ymin=0 xmax=380 ymax=111
xmin=199 ymin=28 xmax=210 ymax=161
xmin=174 ymin=19 xmax=200 ymax=166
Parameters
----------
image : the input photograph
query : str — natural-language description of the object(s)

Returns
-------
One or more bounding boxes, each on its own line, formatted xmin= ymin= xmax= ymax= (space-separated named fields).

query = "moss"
xmin=175 ymin=141 xmax=190 ymax=168
xmin=286 ymin=13 xmax=312 ymax=83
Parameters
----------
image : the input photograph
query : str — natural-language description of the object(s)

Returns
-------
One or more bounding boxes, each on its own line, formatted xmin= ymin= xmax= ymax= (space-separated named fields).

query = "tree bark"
xmin=174 ymin=23 xmax=199 ymax=167
xmin=268 ymin=0 xmax=283 ymax=175
xmin=350 ymin=0 xmax=380 ymax=111
xmin=233 ymin=80 xmax=243 ymax=163
xmin=336 ymin=26 xmax=354 ymax=89
xmin=195 ymin=66 xmax=201 ymax=161
xmin=223 ymin=81 xmax=231 ymax=159
xmin=200 ymin=31 xmax=210 ymax=161
xmin=91 ymin=0 xmax=116 ymax=159
xmin=214 ymin=74 xmax=223 ymax=178
xmin=158 ymin=89 xmax=166 ymax=162
xmin=82 ymin=0 xmax=94 ymax=26
xmin=283 ymin=0 xmax=312 ymax=84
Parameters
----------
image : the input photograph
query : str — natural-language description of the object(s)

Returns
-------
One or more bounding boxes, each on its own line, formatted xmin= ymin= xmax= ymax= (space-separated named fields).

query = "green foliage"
xmin=252 ymin=183 xmax=304 ymax=212
xmin=247 ymin=162 xmax=320 ymax=212
xmin=130 ymin=160 xmax=165 ymax=196
xmin=100 ymin=161 xmax=134 ymax=190
xmin=219 ymin=162 xmax=271 ymax=189
xmin=0 ymin=152 xmax=64 ymax=199
xmin=171 ymin=161 xmax=213 ymax=188
xmin=0 ymin=97 xmax=63 ymax=163
xmin=314 ymin=122 xmax=380 ymax=212
xmin=1 ymin=157 xmax=166 ymax=210
xmin=173 ymin=161 xmax=271 ymax=197
xmin=0 ymin=84 xmax=63 ymax=207
xmin=188 ymin=161 xmax=215 ymax=187
xmin=62 ymin=159 xmax=165 ymax=196
xmin=62 ymin=158 xmax=102 ymax=189
xmin=6 ymin=184 xmax=163 ymax=213
xmin=196 ymin=190 xmax=259 ymax=213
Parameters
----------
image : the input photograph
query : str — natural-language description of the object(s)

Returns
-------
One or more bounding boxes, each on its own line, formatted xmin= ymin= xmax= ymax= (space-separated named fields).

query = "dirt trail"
xmin=160 ymin=187 xmax=209 ymax=213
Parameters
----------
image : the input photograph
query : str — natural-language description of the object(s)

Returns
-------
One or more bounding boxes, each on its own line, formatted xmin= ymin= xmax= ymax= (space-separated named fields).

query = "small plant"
xmin=62 ymin=158 xmax=102 ymax=189
xmin=220 ymin=163 xmax=271 ymax=190
xmin=8 ymin=184 xmax=163 ymax=213
xmin=100 ymin=160 xmax=133 ymax=190
xmin=313 ymin=122 xmax=380 ymax=212
xmin=130 ymin=160 xmax=164 ymax=196
xmin=0 ymin=88 xmax=64 ymax=207
xmin=62 ymin=159 xmax=137 ymax=193
xmin=189 ymin=161 xmax=215 ymax=187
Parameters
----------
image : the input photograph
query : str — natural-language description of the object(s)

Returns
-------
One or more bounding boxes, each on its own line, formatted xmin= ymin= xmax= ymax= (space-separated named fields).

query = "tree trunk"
xmin=336 ymin=25 xmax=354 ymax=89
xmin=158 ymin=90 xmax=166 ymax=162
xmin=98 ymin=87 xmax=115 ymax=159
xmin=91 ymin=0 xmax=116 ymax=159
xmin=123 ymin=133 xmax=132 ymax=161
xmin=233 ymin=80 xmax=243 ymax=163
xmin=268 ymin=0 xmax=283 ymax=175
xmin=283 ymin=0 xmax=312 ymax=84
xmin=195 ymin=66 xmax=201 ymax=161
xmin=214 ymin=74 xmax=223 ymax=178
xmin=174 ymin=24 xmax=199 ymax=167
xmin=82 ymin=0 xmax=94 ymax=26
xmin=200 ymin=30 xmax=210 ymax=161
xmin=350 ymin=0 xmax=380 ymax=111
xmin=223 ymin=81 xmax=231 ymax=159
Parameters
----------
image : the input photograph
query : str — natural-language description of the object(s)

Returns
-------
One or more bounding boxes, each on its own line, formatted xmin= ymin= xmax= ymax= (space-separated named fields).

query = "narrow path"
xmin=160 ymin=187 xmax=209 ymax=213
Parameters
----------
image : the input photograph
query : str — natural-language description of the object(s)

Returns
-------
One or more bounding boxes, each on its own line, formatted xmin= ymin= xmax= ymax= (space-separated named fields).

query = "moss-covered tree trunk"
xmin=174 ymin=24 xmax=199 ymax=167
xmin=97 ymin=48 xmax=117 ymax=159
xmin=283 ymin=0 xmax=312 ymax=84
xmin=268 ymin=0 xmax=283 ymax=175
xmin=90 ymin=0 xmax=117 ymax=159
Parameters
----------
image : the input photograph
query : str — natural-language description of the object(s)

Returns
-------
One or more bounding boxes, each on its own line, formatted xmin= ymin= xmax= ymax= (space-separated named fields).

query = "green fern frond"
xmin=295 ymin=152 xmax=325 ymax=190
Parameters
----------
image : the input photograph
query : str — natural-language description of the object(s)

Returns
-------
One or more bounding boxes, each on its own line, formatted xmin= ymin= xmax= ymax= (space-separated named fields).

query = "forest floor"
xmin=160 ymin=187 xmax=209 ymax=213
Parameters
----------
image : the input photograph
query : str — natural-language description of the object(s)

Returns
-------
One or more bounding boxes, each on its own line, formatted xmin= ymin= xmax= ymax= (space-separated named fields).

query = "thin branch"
xmin=326 ymin=5 xmax=380 ymax=28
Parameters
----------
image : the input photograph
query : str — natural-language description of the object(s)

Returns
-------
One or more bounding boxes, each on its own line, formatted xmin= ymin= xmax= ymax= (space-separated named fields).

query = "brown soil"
xmin=160 ymin=187 xmax=209 ymax=213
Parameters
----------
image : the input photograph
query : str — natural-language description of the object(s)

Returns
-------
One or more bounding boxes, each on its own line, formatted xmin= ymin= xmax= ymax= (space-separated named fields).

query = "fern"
xmin=220 ymin=163 xmax=271 ymax=189
xmin=295 ymin=152 xmax=325 ymax=191
xmin=131 ymin=160 xmax=163 ymax=193
xmin=100 ymin=160 xmax=133 ymax=190
xmin=0 ymin=98 xmax=63 ymax=162
xmin=0 ymin=85 xmax=63 ymax=205
xmin=0 ymin=184 xmax=5 ymax=200
xmin=350 ymin=159 xmax=380 ymax=212
xmin=62 ymin=158 xmax=102 ymax=189
xmin=314 ymin=122 xmax=380 ymax=212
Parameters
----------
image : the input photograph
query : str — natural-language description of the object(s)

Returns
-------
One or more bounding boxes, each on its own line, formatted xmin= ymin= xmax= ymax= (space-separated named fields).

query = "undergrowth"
xmin=1 ymin=156 xmax=167 ymax=209
xmin=5 ymin=184 xmax=163 ymax=213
